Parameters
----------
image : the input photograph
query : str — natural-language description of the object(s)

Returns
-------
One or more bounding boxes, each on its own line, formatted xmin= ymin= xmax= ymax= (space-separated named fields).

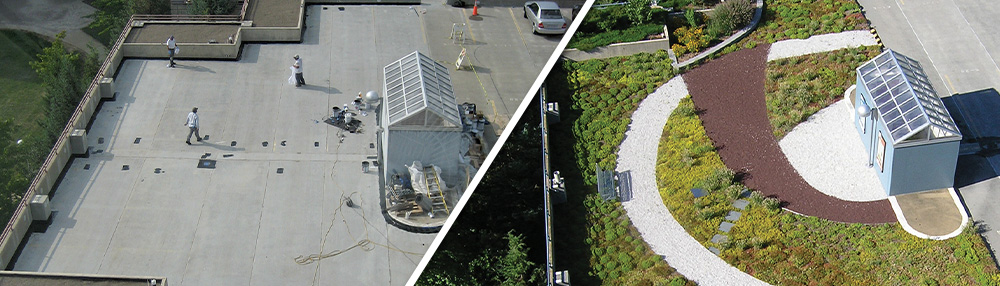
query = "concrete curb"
xmin=560 ymin=25 xmax=671 ymax=61
xmin=888 ymin=188 xmax=970 ymax=240
xmin=673 ymin=0 xmax=764 ymax=69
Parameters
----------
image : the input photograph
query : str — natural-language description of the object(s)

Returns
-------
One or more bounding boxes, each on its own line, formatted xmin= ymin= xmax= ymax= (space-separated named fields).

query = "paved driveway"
xmin=858 ymin=0 xmax=1000 ymax=95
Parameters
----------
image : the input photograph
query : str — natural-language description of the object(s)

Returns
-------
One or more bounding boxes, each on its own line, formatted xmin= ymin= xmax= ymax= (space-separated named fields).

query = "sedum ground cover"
xmin=548 ymin=52 xmax=692 ymax=285
xmin=766 ymin=46 xmax=880 ymax=139
xmin=655 ymin=83 xmax=999 ymax=286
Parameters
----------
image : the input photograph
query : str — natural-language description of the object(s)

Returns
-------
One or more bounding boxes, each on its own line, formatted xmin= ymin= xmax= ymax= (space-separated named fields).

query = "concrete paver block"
xmin=719 ymin=221 xmax=735 ymax=233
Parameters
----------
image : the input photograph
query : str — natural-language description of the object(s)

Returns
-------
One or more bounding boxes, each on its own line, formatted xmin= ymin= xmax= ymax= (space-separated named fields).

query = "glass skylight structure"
xmin=383 ymin=51 xmax=461 ymax=128
xmin=857 ymin=50 xmax=961 ymax=144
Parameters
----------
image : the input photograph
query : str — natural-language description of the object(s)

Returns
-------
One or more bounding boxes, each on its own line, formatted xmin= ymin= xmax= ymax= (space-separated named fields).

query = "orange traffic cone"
xmin=472 ymin=4 xmax=479 ymax=16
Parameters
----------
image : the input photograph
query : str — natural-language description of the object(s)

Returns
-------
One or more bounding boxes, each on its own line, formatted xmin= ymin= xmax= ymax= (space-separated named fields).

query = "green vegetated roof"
xmin=857 ymin=49 xmax=961 ymax=144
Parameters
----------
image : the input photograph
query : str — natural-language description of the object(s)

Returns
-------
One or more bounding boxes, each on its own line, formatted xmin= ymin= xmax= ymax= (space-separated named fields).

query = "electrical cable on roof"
xmin=293 ymin=141 xmax=423 ymax=272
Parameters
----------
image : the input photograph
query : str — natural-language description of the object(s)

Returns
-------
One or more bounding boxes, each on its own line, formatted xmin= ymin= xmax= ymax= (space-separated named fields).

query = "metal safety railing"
xmin=134 ymin=0 xmax=249 ymax=22
xmin=539 ymin=86 xmax=557 ymax=286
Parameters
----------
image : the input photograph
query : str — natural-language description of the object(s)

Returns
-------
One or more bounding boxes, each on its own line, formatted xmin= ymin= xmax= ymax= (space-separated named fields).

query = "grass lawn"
xmin=766 ymin=46 xmax=880 ymax=139
xmin=0 ymin=30 xmax=49 ymax=140
xmin=547 ymin=54 xmax=691 ymax=285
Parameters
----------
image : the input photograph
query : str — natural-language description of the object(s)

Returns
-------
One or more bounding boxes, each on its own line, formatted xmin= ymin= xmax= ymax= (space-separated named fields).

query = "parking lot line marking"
xmin=464 ymin=47 xmax=499 ymax=120
xmin=944 ymin=74 xmax=957 ymax=94
xmin=461 ymin=9 xmax=477 ymax=44
xmin=418 ymin=8 xmax=428 ymax=46
xmin=508 ymin=8 xmax=530 ymax=51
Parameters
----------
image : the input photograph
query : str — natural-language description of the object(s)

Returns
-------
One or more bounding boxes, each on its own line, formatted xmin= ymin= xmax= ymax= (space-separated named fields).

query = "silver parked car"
xmin=523 ymin=1 xmax=567 ymax=35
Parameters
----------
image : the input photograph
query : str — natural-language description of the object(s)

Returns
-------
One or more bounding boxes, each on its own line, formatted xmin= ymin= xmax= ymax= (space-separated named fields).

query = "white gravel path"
xmin=778 ymin=99 xmax=888 ymax=201
xmin=616 ymin=76 xmax=770 ymax=286
xmin=767 ymin=30 xmax=878 ymax=62
xmin=613 ymin=31 xmax=883 ymax=285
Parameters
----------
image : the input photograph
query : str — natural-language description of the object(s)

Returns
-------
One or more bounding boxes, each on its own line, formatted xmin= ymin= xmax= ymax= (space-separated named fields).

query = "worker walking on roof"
xmin=166 ymin=35 xmax=177 ymax=68
xmin=292 ymin=55 xmax=305 ymax=87
xmin=185 ymin=107 xmax=202 ymax=145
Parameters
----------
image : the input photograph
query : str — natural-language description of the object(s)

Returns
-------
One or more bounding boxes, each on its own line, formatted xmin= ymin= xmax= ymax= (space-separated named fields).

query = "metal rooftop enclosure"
xmin=857 ymin=50 xmax=961 ymax=144
xmin=383 ymin=51 xmax=462 ymax=128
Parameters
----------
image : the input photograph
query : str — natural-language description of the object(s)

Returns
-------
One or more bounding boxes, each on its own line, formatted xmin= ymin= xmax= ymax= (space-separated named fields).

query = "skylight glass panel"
xmin=856 ymin=50 xmax=961 ymax=143
xmin=383 ymin=51 xmax=461 ymax=127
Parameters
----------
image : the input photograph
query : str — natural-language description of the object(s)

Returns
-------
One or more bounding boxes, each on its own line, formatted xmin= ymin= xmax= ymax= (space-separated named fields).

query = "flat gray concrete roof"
xmin=9 ymin=3 xmax=566 ymax=284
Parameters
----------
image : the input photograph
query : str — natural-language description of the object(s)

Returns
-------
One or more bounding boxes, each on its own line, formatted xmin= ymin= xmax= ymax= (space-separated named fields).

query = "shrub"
xmin=698 ymin=168 xmax=735 ymax=191
xmin=190 ymin=0 xmax=238 ymax=15
xmin=624 ymin=0 xmax=653 ymax=24
xmin=684 ymin=9 xmax=700 ymax=27
xmin=707 ymin=0 xmax=755 ymax=37
xmin=672 ymin=26 xmax=708 ymax=56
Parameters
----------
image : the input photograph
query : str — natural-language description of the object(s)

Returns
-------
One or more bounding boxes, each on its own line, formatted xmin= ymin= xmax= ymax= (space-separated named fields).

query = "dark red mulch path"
xmin=682 ymin=44 xmax=896 ymax=224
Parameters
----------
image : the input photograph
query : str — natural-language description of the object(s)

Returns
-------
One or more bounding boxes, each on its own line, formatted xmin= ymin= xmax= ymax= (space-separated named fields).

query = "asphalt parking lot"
xmin=419 ymin=1 xmax=578 ymax=138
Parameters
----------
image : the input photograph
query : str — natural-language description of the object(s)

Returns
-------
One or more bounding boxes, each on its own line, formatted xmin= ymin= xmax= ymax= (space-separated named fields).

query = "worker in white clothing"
xmin=166 ymin=35 xmax=177 ymax=68
xmin=292 ymin=55 xmax=305 ymax=87
xmin=185 ymin=107 xmax=202 ymax=145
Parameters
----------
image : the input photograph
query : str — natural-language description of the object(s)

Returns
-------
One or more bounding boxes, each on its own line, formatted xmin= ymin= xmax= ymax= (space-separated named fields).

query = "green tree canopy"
xmin=191 ymin=0 xmax=239 ymax=15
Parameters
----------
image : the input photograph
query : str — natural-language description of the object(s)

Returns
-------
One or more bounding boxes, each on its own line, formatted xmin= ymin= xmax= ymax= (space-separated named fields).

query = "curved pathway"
xmin=779 ymin=99 xmax=887 ymax=202
xmin=617 ymin=76 xmax=770 ymax=286
xmin=683 ymin=44 xmax=895 ymax=224
xmin=767 ymin=30 xmax=878 ymax=62
xmin=615 ymin=30 xmax=899 ymax=285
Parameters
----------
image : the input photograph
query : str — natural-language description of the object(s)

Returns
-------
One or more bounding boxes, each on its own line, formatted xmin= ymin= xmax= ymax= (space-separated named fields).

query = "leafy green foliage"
xmin=623 ymin=0 xmax=653 ymax=25
xmin=655 ymin=97 xmax=731 ymax=242
xmin=418 ymin=106 xmax=545 ymax=286
xmin=543 ymin=57 xmax=691 ymax=286
xmin=684 ymin=9 xmax=699 ymax=27
xmin=0 ymin=119 xmax=31 ymax=228
xmin=658 ymin=0 xmax=693 ymax=11
xmin=496 ymin=232 xmax=540 ymax=286
xmin=568 ymin=7 xmax=671 ymax=51
xmin=29 ymin=32 xmax=92 ymax=140
xmin=570 ymin=24 xmax=665 ymax=52
xmin=670 ymin=26 xmax=708 ymax=56
xmin=706 ymin=0 xmax=755 ymax=38
xmin=749 ymin=0 xmax=866 ymax=44
xmin=419 ymin=231 xmax=542 ymax=286
xmin=0 ymin=30 xmax=48 ymax=132
xmin=0 ymin=30 xmax=96 ymax=232
xmin=190 ymin=0 xmax=239 ymax=15
xmin=581 ymin=197 xmax=694 ymax=285
xmin=85 ymin=0 xmax=131 ymax=47
xmin=765 ymin=46 xmax=879 ymax=139
xmin=84 ymin=0 xmax=171 ymax=47
xmin=656 ymin=89 xmax=1000 ymax=285
xmin=562 ymin=52 xmax=676 ymax=184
